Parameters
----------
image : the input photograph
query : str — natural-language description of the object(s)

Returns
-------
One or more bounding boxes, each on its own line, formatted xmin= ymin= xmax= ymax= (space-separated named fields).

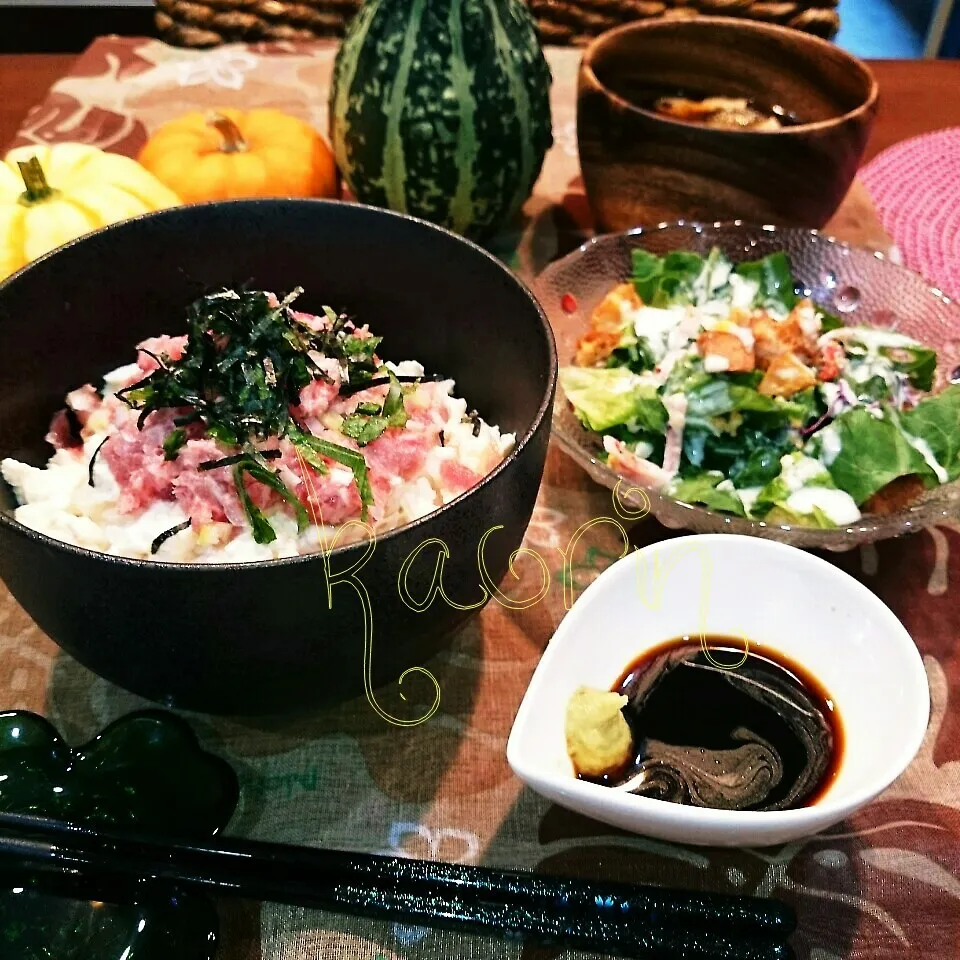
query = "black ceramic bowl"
xmin=0 ymin=200 xmax=556 ymax=716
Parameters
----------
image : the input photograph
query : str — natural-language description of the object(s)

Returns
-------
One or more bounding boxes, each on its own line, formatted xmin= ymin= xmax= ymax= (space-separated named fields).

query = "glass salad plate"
xmin=533 ymin=222 xmax=960 ymax=551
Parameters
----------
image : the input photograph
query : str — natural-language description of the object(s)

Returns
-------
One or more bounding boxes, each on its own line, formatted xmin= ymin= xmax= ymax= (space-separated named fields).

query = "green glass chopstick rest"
xmin=0 ymin=709 xmax=239 ymax=960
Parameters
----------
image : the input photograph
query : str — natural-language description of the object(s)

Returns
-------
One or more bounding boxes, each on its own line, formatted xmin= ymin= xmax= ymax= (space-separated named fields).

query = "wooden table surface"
xmin=1 ymin=52 xmax=958 ymax=159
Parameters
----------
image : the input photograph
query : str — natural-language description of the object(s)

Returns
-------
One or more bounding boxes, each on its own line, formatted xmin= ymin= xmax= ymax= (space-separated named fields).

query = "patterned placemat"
xmin=5 ymin=35 xmax=894 ymax=269
xmin=3 ymin=36 xmax=958 ymax=960
xmin=860 ymin=127 xmax=960 ymax=301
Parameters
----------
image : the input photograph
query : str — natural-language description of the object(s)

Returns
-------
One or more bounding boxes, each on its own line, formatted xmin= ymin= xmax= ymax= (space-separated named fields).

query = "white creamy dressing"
xmin=795 ymin=301 xmax=822 ymax=339
xmin=656 ymin=316 xmax=703 ymax=383
xmin=905 ymin=434 xmax=949 ymax=483
xmin=818 ymin=424 xmax=843 ymax=466
xmin=821 ymin=327 xmax=918 ymax=396
xmin=693 ymin=258 xmax=733 ymax=301
xmin=621 ymin=263 xmax=776 ymax=387
xmin=622 ymin=269 xmax=790 ymax=389
xmin=847 ymin=356 xmax=899 ymax=386
xmin=820 ymin=327 xmax=920 ymax=351
xmin=633 ymin=440 xmax=655 ymax=460
xmin=737 ymin=486 xmax=763 ymax=514
xmin=630 ymin=305 xmax=688 ymax=363
xmin=776 ymin=453 xmax=861 ymax=525
xmin=728 ymin=275 xmax=759 ymax=311
xmin=703 ymin=354 xmax=731 ymax=373
xmin=635 ymin=370 xmax=665 ymax=390
xmin=819 ymin=381 xmax=842 ymax=410
xmin=887 ymin=408 xmax=949 ymax=484
xmin=785 ymin=486 xmax=861 ymax=525
xmin=621 ymin=302 xmax=694 ymax=384
xmin=607 ymin=370 xmax=646 ymax=395
xmin=779 ymin=453 xmax=828 ymax=492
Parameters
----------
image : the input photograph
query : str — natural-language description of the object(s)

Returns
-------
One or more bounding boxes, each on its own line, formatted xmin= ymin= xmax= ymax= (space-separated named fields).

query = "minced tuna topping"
xmin=1 ymin=288 xmax=514 ymax=562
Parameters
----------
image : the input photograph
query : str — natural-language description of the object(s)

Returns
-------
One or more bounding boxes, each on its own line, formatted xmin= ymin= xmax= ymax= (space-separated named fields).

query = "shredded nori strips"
xmin=87 ymin=436 xmax=110 ymax=488
xmin=338 ymin=373 xmax=446 ymax=396
xmin=114 ymin=288 xmax=380 ymax=540
xmin=150 ymin=519 xmax=191 ymax=555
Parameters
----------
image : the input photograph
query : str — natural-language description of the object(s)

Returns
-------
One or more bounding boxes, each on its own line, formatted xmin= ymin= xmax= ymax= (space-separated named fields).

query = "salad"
xmin=559 ymin=246 xmax=960 ymax=528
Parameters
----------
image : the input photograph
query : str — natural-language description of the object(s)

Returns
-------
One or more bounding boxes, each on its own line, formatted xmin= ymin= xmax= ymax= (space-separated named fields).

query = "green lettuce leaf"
xmin=733 ymin=252 xmax=798 ymax=313
xmin=685 ymin=378 xmax=808 ymax=421
xmin=631 ymin=247 xmax=800 ymax=314
xmin=848 ymin=374 xmax=895 ymax=404
xmin=681 ymin=419 xmax=794 ymax=486
xmin=899 ymin=383 xmax=960 ymax=480
xmin=632 ymin=249 xmax=704 ymax=306
xmin=753 ymin=456 xmax=834 ymax=512
xmin=819 ymin=310 xmax=844 ymax=332
xmin=631 ymin=249 xmax=665 ymax=305
xmin=880 ymin=344 xmax=937 ymax=391
xmin=729 ymin=445 xmax=789 ymax=488
xmin=823 ymin=407 xmax=935 ymax=504
xmin=559 ymin=366 xmax=667 ymax=434
xmin=835 ymin=329 xmax=937 ymax=392
xmin=630 ymin=246 xmax=733 ymax=308
xmin=763 ymin=504 xmax=837 ymax=528
xmin=607 ymin=332 xmax=657 ymax=374
xmin=668 ymin=471 xmax=745 ymax=516
xmin=678 ymin=371 xmax=812 ymax=486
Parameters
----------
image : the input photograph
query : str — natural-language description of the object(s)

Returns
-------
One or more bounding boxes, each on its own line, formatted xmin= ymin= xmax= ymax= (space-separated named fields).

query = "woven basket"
xmin=155 ymin=0 xmax=839 ymax=49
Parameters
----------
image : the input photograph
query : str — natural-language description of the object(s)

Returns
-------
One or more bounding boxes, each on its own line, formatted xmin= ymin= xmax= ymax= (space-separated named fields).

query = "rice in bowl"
xmin=1 ymin=288 xmax=514 ymax=563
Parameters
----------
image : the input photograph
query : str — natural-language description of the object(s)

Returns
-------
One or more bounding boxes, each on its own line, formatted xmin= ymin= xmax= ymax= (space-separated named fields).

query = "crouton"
xmin=758 ymin=351 xmax=817 ymax=397
xmin=751 ymin=301 xmax=818 ymax=371
xmin=697 ymin=329 xmax=755 ymax=373
xmin=576 ymin=330 xmax=623 ymax=368
xmin=574 ymin=283 xmax=640 ymax=367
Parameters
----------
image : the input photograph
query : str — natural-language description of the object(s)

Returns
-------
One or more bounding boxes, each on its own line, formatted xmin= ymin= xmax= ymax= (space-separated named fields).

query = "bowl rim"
xmin=0 ymin=197 xmax=558 ymax=571
xmin=548 ymin=218 xmax=956 ymax=305
xmin=579 ymin=15 xmax=880 ymax=137
xmin=533 ymin=219 xmax=960 ymax=547
xmin=506 ymin=533 xmax=931 ymax=831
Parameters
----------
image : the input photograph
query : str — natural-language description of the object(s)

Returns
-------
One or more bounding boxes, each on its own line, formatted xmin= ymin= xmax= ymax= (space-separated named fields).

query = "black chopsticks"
xmin=0 ymin=812 xmax=795 ymax=959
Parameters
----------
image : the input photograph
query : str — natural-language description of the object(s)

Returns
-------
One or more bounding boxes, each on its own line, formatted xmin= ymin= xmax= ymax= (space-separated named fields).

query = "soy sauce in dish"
xmin=580 ymin=637 xmax=843 ymax=812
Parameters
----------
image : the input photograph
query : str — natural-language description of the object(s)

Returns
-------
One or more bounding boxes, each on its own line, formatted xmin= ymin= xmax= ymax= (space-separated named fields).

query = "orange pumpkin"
xmin=138 ymin=109 xmax=338 ymax=203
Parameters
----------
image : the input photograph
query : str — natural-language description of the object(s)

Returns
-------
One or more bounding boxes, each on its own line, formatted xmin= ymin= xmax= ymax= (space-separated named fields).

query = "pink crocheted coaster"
xmin=859 ymin=127 xmax=960 ymax=301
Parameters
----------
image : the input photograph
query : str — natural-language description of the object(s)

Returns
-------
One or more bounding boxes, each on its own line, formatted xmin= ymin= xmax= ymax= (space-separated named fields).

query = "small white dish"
xmin=506 ymin=534 xmax=930 ymax=847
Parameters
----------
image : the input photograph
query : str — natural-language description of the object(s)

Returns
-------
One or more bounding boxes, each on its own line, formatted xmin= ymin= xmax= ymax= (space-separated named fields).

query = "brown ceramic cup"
xmin=577 ymin=18 xmax=879 ymax=232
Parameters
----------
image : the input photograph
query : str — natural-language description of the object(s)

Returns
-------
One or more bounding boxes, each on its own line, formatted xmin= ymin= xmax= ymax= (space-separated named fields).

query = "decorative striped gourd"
xmin=329 ymin=0 xmax=553 ymax=241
